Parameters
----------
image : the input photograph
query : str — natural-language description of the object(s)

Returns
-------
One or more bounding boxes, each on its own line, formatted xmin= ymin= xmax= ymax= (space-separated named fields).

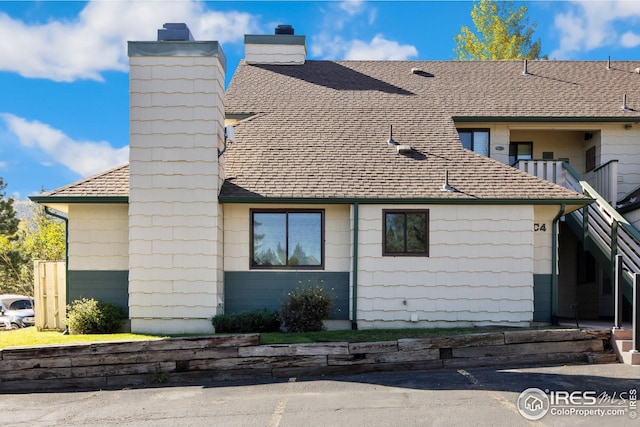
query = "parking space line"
xmin=267 ymin=377 xmax=297 ymax=427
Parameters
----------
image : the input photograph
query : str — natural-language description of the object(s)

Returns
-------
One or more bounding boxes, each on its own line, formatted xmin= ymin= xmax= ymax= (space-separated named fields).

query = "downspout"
xmin=44 ymin=207 xmax=69 ymax=309
xmin=352 ymin=202 xmax=359 ymax=330
xmin=551 ymin=203 xmax=565 ymax=326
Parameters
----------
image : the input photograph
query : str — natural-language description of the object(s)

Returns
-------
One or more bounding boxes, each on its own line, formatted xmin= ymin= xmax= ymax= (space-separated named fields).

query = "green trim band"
xmin=593 ymin=159 xmax=618 ymax=174
xmin=128 ymin=41 xmax=226 ymax=71
xmin=619 ymin=202 xmax=640 ymax=214
xmin=453 ymin=116 xmax=640 ymax=123
xmin=219 ymin=196 xmax=591 ymax=206
xmin=244 ymin=34 xmax=306 ymax=46
xmin=29 ymin=196 xmax=128 ymax=204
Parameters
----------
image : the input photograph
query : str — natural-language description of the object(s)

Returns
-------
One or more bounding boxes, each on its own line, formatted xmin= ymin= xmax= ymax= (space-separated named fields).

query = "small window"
xmin=383 ymin=210 xmax=429 ymax=256
xmin=585 ymin=146 xmax=596 ymax=172
xmin=251 ymin=209 xmax=324 ymax=269
xmin=458 ymin=129 xmax=490 ymax=157
xmin=509 ymin=142 xmax=533 ymax=165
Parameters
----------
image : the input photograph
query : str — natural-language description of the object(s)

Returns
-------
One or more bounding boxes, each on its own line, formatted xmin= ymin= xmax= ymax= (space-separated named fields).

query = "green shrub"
xmin=66 ymin=298 xmax=125 ymax=334
xmin=280 ymin=282 xmax=334 ymax=333
xmin=211 ymin=309 xmax=280 ymax=333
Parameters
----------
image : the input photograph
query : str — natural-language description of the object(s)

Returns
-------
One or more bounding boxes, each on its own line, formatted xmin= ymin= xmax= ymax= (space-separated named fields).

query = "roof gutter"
xmin=218 ymin=196 xmax=591 ymax=208
xmin=453 ymin=116 xmax=640 ymax=123
xmin=44 ymin=207 xmax=69 ymax=310
xmin=351 ymin=202 xmax=359 ymax=330
xmin=551 ymin=203 xmax=566 ymax=326
xmin=29 ymin=196 xmax=128 ymax=204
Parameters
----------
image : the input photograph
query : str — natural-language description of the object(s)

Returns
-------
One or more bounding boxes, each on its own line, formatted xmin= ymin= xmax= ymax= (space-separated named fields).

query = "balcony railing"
xmin=590 ymin=160 xmax=618 ymax=206
xmin=516 ymin=159 xmax=639 ymax=353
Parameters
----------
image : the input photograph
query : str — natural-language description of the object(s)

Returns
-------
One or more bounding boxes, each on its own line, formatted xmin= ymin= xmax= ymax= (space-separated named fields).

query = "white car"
xmin=0 ymin=295 xmax=35 ymax=329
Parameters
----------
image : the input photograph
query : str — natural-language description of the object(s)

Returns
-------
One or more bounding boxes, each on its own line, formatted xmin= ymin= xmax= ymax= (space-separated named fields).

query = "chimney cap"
xmin=275 ymin=24 xmax=294 ymax=35
xmin=158 ymin=23 xmax=194 ymax=41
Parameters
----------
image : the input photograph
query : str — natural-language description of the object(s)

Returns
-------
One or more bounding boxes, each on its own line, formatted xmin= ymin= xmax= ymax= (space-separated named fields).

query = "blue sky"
xmin=1 ymin=0 xmax=639 ymax=200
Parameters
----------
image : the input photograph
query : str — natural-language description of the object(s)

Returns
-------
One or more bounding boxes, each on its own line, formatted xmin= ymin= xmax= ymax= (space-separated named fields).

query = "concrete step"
xmin=610 ymin=329 xmax=640 ymax=365
xmin=620 ymin=350 xmax=640 ymax=366
xmin=611 ymin=328 xmax=632 ymax=340
xmin=619 ymin=340 xmax=633 ymax=352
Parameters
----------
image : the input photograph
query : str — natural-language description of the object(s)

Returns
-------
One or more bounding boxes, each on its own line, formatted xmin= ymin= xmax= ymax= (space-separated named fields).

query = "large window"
xmin=383 ymin=210 xmax=429 ymax=256
xmin=458 ymin=129 xmax=490 ymax=157
xmin=251 ymin=209 xmax=324 ymax=269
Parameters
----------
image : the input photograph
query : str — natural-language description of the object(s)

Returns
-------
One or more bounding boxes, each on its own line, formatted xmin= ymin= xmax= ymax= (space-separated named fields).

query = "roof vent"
xmin=635 ymin=67 xmax=640 ymax=74
xmin=522 ymin=59 xmax=531 ymax=76
xmin=607 ymin=56 xmax=611 ymax=70
xmin=396 ymin=144 xmax=413 ymax=154
xmin=387 ymin=125 xmax=397 ymax=146
xmin=158 ymin=23 xmax=194 ymax=41
xmin=622 ymin=94 xmax=633 ymax=112
xmin=441 ymin=170 xmax=457 ymax=192
xmin=411 ymin=67 xmax=423 ymax=74
xmin=275 ymin=24 xmax=294 ymax=35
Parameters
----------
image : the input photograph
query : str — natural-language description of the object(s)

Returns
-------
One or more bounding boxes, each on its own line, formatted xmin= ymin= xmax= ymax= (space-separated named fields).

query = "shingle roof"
xmin=37 ymin=163 xmax=129 ymax=198
xmin=221 ymin=60 xmax=640 ymax=201
xmin=43 ymin=59 xmax=640 ymax=203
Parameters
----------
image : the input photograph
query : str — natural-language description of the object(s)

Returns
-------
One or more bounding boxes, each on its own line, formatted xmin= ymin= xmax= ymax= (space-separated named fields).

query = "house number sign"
xmin=534 ymin=223 xmax=547 ymax=232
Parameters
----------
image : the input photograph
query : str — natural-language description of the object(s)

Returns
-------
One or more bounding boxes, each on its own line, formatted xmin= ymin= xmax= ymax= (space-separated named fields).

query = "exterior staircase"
xmin=518 ymin=160 xmax=639 ymax=366
xmin=612 ymin=328 xmax=640 ymax=365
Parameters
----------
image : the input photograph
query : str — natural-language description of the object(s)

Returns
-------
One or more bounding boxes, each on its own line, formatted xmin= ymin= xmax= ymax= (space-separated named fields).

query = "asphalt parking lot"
xmin=1 ymin=362 xmax=638 ymax=427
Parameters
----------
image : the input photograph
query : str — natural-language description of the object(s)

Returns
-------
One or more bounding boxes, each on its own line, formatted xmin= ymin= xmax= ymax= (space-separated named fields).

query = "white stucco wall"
xmin=128 ymin=50 xmax=225 ymax=334
xmin=533 ymin=205 xmax=560 ymax=276
xmin=224 ymin=204 xmax=351 ymax=272
xmin=245 ymin=44 xmax=306 ymax=65
xmin=624 ymin=208 xmax=640 ymax=230
xmin=356 ymin=204 xmax=535 ymax=329
xmin=598 ymin=124 xmax=640 ymax=200
xmin=67 ymin=204 xmax=128 ymax=271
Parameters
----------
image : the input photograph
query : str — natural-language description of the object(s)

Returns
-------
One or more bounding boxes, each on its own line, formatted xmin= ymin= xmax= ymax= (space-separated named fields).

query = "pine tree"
xmin=0 ymin=177 xmax=19 ymax=237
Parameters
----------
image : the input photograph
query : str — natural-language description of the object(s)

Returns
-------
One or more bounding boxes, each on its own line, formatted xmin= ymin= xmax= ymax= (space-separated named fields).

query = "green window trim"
xmin=250 ymin=209 xmax=325 ymax=270
xmin=383 ymin=209 xmax=429 ymax=257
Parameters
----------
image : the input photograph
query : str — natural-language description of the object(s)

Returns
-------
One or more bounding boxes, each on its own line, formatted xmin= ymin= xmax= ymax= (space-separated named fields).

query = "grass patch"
xmin=1 ymin=325 xmax=565 ymax=349
xmin=259 ymin=326 xmax=528 ymax=345
xmin=0 ymin=327 xmax=164 ymax=349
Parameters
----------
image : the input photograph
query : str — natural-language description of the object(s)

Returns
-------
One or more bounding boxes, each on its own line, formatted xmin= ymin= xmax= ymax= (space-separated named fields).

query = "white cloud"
xmin=345 ymin=35 xmax=418 ymax=60
xmin=311 ymin=2 xmax=417 ymax=60
xmin=339 ymin=0 xmax=366 ymax=16
xmin=0 ymin=1 xmax=260 ymax=82
xmin=621 ymin=31 xmax=640 ymax=48
xmin=551 ymin=1 xmax=640 ymax=59
xmin=1 ymin=113 xmax=128 ymax=178
xmin=0 ymin=161 xmax=6 ymax=170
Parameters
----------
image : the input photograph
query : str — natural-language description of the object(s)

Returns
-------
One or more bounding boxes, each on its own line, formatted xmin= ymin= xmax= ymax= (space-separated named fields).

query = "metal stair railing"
xmin=518 ymin=160 xmax=639 ymax=352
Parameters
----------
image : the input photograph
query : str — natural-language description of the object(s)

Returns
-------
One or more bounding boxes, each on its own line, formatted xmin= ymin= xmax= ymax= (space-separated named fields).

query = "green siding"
xmin=533 ymin=274 xmax=553 ymax=322
xmin=68 ymin=270 xmax=129 ymax=316
xmin=224 ymin=271 xmax=349 ymax=320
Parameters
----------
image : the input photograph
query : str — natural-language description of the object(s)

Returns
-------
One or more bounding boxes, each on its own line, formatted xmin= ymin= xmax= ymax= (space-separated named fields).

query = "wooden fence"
xmin=33 ymin=261 xmax=66 ymax=331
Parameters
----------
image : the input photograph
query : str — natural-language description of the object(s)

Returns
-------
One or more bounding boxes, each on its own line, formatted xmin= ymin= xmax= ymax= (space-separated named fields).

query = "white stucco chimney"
xmin=127 ymin=23 xmax=226 ymax=334
xmin=245 ymin=24 xmax=306 ymax=65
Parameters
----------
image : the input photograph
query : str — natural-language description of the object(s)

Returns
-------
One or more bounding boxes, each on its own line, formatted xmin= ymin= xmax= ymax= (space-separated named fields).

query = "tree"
xmin=0 ymin=177 xmax=26 ymax=294
xmin=454 ymin=0 xmax=543 ymax=60
xmin=0 ymin=182 xmax=65 ymax=295
xmin=22 ymin=203 xmax=65 ymax=262
xmin=0 ymin=177 xmax=19 ymax=237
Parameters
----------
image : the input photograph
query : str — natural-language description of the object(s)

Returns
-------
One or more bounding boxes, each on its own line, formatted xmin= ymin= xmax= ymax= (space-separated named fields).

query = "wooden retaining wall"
xmin=0 ymin=329 xmax=615 ymax=392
